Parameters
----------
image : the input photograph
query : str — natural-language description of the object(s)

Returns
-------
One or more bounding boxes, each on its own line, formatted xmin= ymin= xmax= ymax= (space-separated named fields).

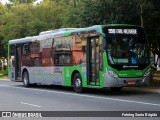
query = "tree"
xmin=0 ymin=4 xmax=8 ymax=59
xmin=0 ymin=0 xmax=160 ymax=67
xmin=31 ymin=0 xmax=64 ymax=32
xmin=147 ymin=0 xmax=160 ymax=63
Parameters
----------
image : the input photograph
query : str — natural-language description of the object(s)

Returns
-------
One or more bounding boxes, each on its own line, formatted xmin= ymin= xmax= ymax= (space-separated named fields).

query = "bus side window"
xmin=81 ymin=46 xmax=86 ymax=64
xmin=23 ymin=44 xmax=30 ymax=55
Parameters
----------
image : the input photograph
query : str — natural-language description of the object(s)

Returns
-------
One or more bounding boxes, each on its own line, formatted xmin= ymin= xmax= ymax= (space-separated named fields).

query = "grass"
xmin=0 ymin=69 xmax=8 ymax=79
xmin=0 ymin=74 xmax=8 ymax=79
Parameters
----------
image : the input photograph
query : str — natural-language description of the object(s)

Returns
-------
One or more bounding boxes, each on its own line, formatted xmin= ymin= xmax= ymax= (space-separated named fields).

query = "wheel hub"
xmin=75 ymin=78 xmax=81 ymax=88
xmin=24 ymin=74 xmax=28 ymax=85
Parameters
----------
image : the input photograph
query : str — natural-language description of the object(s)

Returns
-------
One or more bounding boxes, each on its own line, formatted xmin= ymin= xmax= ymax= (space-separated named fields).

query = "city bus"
xmin=8 ymin=24 xmax=152 ymax=92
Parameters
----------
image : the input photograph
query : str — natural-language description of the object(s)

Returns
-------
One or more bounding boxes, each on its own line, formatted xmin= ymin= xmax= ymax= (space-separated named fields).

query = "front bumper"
xmin=104 ymin=72 xmax=151 ymax=87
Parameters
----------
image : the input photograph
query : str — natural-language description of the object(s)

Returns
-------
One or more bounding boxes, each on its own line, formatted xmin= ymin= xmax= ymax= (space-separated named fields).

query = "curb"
xmin=0 ymin=79 xmax=9 ymax=81
xmin=132 ymin=87 xmax=160 ymax=93
xmin=150 ymin=79 xmax=160 ymax=88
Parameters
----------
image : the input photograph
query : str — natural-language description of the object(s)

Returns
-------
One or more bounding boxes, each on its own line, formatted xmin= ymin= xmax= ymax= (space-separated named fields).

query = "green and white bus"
xmin=8 ymin=24 xmax=151 ymax=92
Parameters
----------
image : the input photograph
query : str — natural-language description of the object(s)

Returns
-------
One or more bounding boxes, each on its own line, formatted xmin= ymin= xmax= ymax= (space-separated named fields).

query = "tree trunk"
xmin=140 ymin=4 xmax=144 ymax=27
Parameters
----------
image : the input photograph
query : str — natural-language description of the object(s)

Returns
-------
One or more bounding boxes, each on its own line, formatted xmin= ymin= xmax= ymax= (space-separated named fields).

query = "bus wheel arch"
xmin=22 ymin=69 xmax=30 ymax=87
xmin=71 ymin=71 xmax=83 ymax=93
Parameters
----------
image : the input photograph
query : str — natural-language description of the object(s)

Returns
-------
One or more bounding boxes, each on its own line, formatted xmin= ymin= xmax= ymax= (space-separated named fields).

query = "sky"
xmin=0 ymin=0 xmax=43 ymax=5
xmin=0 ymin=0 xmax=10 ymax=5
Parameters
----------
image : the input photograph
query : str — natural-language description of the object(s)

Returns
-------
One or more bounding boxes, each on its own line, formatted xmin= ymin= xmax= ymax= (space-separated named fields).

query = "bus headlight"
xmin=144 ymin=68 xmax=151 ymax=76
xmin=107 ymin=69 xmax=118 ymax=78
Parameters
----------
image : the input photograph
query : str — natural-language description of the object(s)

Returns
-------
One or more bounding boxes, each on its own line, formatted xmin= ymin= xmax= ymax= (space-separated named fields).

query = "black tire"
xmin=73 ymin=73 xmax=83 ymax=93
xmin=110 ymin=87 xmax=122 ymax=92
xmin=22 ymin=71 xmax=30 ymax=87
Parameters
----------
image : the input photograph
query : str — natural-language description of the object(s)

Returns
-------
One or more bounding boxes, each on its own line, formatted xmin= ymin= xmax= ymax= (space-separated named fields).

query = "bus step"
xmin=89 ymin=82 xmax=100 ymax=86
xmin=87 ymin=85 xmax=100 ymax=88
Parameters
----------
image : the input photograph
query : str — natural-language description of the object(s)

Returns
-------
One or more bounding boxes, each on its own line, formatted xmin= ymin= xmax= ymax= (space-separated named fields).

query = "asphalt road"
xmin=0 ymin=79 xmax=160 ymax=120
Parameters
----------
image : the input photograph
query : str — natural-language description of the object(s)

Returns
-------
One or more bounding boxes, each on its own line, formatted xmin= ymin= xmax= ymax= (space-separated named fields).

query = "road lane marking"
xmin=20 ymin=102 xmax=41 ymax=108
xmin=0 ymin=85 xmax=8 ymax=86
xmin=1 ymin=85 xmax=160 ymax=107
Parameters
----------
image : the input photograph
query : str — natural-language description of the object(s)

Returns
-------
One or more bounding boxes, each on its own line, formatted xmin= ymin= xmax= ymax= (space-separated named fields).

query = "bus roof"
xmin=9 ymin=25 xmax=102 ymax=45
xmin=39 ymin=28 xmax=77 ymax=35
xmin=9 ymin=36 xmax=37 ymax=44
xmin=9 ymin=24 xmax=142 ymax=45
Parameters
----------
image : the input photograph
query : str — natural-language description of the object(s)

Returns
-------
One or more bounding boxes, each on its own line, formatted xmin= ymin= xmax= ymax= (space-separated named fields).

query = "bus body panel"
xmin=22 ymin=66 xmax=64 ymax=85
xmin=64 ymin=66 xmax=88 ymax=87
xmin=21 ymin=66 xmax=88 ymax=87
xmin=104 ymin=69 xmax=151 ymax=87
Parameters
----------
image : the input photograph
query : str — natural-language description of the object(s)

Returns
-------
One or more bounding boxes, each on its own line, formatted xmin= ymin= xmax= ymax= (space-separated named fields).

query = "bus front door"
xmin=87 ymin=37 xmax=100 ymax=86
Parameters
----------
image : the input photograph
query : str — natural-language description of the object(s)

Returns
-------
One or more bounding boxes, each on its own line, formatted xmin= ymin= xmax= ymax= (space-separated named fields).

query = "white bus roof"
xmin=9 ymin=36 xmax=37 ymax=45
xmin=9 ymin=25 xmax=101 ymax=45
xmin=39 ymin=28 xmax=77 ymax=35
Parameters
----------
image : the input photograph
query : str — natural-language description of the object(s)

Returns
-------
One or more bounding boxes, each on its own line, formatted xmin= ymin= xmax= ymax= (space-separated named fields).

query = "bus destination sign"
xmin=108 ymin=29 xmax=137 ymax=34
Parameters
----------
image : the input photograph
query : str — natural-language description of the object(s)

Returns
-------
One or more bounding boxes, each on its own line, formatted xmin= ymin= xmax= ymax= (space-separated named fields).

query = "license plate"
xmin=127 ymin=81 xmax=136 ymax=85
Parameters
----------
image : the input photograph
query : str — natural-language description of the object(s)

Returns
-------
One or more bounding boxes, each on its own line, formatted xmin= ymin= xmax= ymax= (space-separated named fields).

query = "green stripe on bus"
xmin=31 ymin=74 xmax=63 ymax=76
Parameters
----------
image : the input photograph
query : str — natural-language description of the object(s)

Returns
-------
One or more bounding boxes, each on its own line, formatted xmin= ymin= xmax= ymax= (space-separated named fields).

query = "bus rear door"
xmin=10 ymin=45 xmax=22 ymax=81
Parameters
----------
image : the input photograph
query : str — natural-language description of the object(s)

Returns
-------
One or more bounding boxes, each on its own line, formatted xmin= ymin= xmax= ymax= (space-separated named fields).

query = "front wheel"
xmin=73 ymin=73 xmax=83 ymax=93
xmin=110 ymin=87 xmax=122 ymax=92
xmin=22 ymin=71 xmax=30 ymax=87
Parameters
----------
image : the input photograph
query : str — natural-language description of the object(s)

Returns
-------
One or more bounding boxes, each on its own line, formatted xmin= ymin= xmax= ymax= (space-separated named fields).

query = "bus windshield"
xmin=103 ymin=27 xmax=150 ymax=70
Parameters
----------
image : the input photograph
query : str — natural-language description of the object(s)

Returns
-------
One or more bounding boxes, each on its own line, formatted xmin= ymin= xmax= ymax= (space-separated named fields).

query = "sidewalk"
xmin=150 ymin=71 xmax=160 ymax=88
xmin=0 ymin=79 xmax=9 ymax=81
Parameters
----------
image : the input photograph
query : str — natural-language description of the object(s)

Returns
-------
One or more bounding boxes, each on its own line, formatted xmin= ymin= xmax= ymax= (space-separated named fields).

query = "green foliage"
xmin=0 ymin=0 xmax=160 ymax=59
xmin=8 ymin=0 xmax=36 ymax=5
xmin=0 ymin=69 xmax=8 ymax=79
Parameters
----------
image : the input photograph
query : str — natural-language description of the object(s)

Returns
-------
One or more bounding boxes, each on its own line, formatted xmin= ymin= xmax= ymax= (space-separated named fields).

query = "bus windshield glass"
xmin=103 ymin=27 xmax=149 ymax=70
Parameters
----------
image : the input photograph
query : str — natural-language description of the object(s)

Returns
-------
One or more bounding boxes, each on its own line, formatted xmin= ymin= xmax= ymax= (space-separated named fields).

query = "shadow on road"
xmin=12 ymin=83 xmax=154 ymax=97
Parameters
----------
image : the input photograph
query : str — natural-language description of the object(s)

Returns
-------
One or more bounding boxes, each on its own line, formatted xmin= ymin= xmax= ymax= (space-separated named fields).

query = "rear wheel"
xmin=73 ymin=73 xmax=83 ymax=93
xmin=22 ymin=71 xmax=30 ymax=87
xmin=110 ymin=87 xmax=122 ymax=92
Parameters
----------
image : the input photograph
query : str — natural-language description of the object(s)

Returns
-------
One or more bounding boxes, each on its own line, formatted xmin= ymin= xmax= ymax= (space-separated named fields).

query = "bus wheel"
xmin=73 ymin=73 xmax=83 ymax=93
xmin=110 ymin=87 xmax=122 ymax=92
xmin=22 ymin=71 xmax=30 ymax=87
